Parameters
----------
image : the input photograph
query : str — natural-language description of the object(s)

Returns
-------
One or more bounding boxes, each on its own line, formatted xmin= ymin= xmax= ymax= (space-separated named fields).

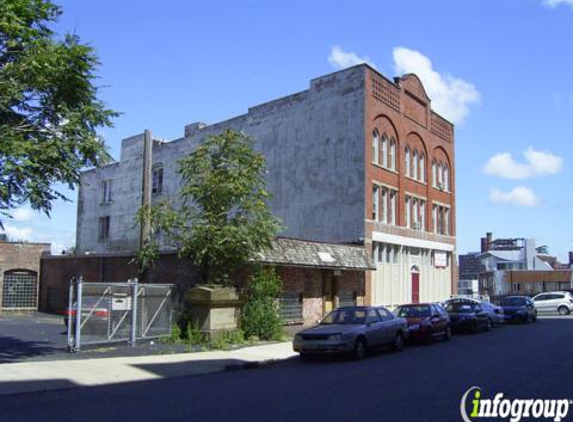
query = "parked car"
xmin=532 ymin=291 xmax=573 ymax=315
xmin=500 ymin=296 xmax=537 ymax=323
xmin=444 ymin=299 xmax=492 ymax=333
xmin=63 ymin=296 xmax=111 ymax=334
xmin=394 ymin=303 xmax=451 ymax=343
xmin=445 ymin=297 xmax=502 ymax=327
xmin=293 ymin=306 xmax=408 ymax=359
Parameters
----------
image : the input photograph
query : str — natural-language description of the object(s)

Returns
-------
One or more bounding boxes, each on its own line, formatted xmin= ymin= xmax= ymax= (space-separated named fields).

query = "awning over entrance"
xmin=257 ymin=237 xmax=375 ymax=270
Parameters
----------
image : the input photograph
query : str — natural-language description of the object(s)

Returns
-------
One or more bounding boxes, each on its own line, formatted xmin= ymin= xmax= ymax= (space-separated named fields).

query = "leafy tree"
xmin=135 ymin=129 xmax=283 ymax=285
xmin=0 ymin=0 xmax=118 ymax=224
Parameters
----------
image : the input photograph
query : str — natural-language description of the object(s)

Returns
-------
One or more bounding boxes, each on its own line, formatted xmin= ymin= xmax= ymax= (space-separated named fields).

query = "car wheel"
xmin=471 ymin=321 xmax=478 ymax=333
xmin=558 ymin=306 xmax=570 ymax=316
xmin=354 ymin=337 xmax=367 ymax=360
xmin=486 ymin=318 xmax=493 ymax=331
xmin=444 ymin=326 xmax=452 ymax=341
xmin=393 ymin=333 xmax=404 ymax=351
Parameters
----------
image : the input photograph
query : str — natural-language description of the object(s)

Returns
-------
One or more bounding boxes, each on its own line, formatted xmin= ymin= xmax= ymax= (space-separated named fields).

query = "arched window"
xmin=432 ymin=160 xmax=437 ymax=187
xmin=444 ymin=165 xmax=450 ymax=191
xmin=381 ymin=134 xmax=388 ymax=168
xmin=372 ymin=130 xmax=379 ymax=165
xmin=405 ymin=148 xmax=411 ymax=177
xmin=419 ymin=153 xmax=425 ymax=182
xmin=389 ymin=139 xmax=396 ymax=170
xmin=412 ymin=150 xmax=418 ymax=180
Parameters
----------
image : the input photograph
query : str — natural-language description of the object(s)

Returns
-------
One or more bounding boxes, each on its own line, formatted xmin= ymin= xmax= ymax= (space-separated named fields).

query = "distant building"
xmin=459 ymin=232 xmax=572 ymax=297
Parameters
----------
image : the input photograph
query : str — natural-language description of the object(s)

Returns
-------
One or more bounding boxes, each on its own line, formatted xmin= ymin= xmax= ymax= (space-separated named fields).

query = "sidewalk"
xmin=0 ymin=341 xmax=297 ymax=397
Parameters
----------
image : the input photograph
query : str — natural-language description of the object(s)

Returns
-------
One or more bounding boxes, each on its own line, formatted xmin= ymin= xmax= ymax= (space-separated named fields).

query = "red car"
xmin=394 ymin=303 xmax=451 ymax=343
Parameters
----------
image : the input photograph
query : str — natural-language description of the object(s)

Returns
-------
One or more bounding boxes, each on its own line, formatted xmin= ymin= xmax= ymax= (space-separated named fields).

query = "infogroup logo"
xmin=460 ymin=387 xmax=572 ymax=422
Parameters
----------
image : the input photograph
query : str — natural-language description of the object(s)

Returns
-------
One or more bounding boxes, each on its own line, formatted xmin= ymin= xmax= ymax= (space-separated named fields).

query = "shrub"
xmin=241 ymin=266 xmax=284 ymax=341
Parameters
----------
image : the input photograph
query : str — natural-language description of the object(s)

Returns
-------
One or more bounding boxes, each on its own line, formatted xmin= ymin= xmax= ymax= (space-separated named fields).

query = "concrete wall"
xmin=76 ymin=66 xmax=367 ymax=254
xmin=0 ymin=242 xmax=50 ymax=310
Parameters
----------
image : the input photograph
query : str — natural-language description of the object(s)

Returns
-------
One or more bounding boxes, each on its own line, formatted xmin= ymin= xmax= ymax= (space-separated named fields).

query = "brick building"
xmin=0 ymin=238 xmax=50 ymax=311
xmin=74 ymin=64 xmax=456 ymax=309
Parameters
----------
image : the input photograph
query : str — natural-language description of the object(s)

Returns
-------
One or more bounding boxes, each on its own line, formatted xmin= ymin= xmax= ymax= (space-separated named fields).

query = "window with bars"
xmin=2 ymin=270 xmax=38 ymax=309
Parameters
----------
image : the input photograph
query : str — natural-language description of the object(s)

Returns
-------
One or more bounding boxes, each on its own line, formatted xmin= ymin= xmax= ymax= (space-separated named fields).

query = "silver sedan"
xmin=293 ymin=306 xmax=408 ymax=359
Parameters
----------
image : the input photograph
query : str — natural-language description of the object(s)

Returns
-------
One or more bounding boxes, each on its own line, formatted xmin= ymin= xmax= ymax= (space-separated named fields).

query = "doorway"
xmin=411 ymin=266 xmax=420 ymax=304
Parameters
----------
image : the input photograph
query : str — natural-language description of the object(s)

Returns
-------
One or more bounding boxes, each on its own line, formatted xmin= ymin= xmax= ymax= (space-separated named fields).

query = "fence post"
xmin=73 ymin=276 xmax=83 ymax=352
xmin=67 ymin=277 xmax=75 ymax=352
xmin=129 ymin=278 xmax=138 ymax=347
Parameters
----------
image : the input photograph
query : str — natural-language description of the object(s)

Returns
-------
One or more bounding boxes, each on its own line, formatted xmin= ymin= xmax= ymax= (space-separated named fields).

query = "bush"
xmin=210 ymin=329 xmax=245 ymax=350
xmin=241 ymin=266 xmax=284 ymax=341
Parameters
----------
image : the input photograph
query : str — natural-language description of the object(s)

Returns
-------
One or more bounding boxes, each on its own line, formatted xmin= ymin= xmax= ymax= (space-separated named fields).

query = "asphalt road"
xmin=1 ymin=317 xmax=572 ymax=422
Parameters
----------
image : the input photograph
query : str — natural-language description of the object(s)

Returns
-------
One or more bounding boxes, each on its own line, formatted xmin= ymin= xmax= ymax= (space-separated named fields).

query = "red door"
xmin=412 ymin=273 xmax=420 ymax=304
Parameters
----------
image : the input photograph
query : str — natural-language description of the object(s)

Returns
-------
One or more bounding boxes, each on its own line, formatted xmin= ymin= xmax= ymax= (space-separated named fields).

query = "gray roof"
xmin=257 ymin=237 xmax=375 ymax=270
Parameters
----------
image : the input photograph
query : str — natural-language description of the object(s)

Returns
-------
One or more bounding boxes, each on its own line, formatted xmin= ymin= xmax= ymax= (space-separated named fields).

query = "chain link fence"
xmin=66 ymin=277 xmax=174 ymax=352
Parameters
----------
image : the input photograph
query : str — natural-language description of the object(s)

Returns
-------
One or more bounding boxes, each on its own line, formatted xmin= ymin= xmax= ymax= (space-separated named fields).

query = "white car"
xmin=532 ymin=291 xmax=573 ymax=315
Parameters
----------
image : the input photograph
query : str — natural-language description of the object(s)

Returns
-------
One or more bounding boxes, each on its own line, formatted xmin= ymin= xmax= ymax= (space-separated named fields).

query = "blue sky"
xmin=5 ymin=0 xmax=573 ymax=260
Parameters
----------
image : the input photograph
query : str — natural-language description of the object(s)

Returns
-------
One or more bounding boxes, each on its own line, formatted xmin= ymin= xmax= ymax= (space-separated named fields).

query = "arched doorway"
xmin=411 ymin=266 xmax=420 ymax=304
xmin=2 ymin=270 xmax=38 ymax=309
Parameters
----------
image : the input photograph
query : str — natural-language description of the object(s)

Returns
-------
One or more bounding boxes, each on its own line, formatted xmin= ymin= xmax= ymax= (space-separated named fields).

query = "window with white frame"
xmin=433 ymin=204 xmax=451 ymax=235
xmin=432 ymin=160 xmax=437 ymax=187
xmin=372 ymin=185 xmax=379 ymax=221
xmin=437 ymin=162 xmax=443 ymax=189
xmin=405 ymin=196 xmax=411 ymax=228
xmin=420 ymin=200 xmax=426 ymax=231
xmin=389 ymin=139 xmax=396 ymax=170
xmin=444 ymin=165 xmax=450 ymax=192
xmin=372 ymin=130 xmax=379 ymax=164
xmin=389 ymin=190 xmax=396 ymax=225
xmin=101 ymin=180 xmax=112 ymax=204
xmin=420 ymin=153 xmax=425 ymax=182
xmin=373 ymin=242 xmax=400 ymax=264
xmin=381 ymin=187 xmax=388 ymax=223
xmin=412 ymin=150 xmax=418 ymax=180
xmin=381 ymin=134 xmax=388 ymax=168
xmin=405 ymin=148 xmax=411 ymax=177
xmin=412 ymin=198 xmax=419 ymax=229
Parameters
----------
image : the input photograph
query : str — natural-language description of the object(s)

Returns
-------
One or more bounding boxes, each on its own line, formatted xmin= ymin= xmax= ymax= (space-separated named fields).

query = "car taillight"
xmin=94 ymin=310 xmax=108 ymax=317
xmin=65 ymin=310 xmax=77 ymax=317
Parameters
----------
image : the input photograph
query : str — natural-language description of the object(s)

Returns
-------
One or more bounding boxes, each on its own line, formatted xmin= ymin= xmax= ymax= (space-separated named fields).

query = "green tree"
xmin=135 ymin=129 xmax=283 ymax=285
xmin=0 ymin=0 xmax=118 ymax=223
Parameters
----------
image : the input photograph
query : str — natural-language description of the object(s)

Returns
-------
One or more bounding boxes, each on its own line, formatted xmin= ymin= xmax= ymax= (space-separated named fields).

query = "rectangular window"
xmin=420 ymin=200 xmax=426 ymax=231
xmin=432 ymin=205 xmax=438 ymax=234
xmin=433 ymin=204 xmax=451 ymax=235
xmin=152 ymin=167 xmax=163 ymax=194
xmin=412 ymin=198 xmax=419 ymax=229
xmin=372 ymin=186 xmax=379 ymax=221
xmin=390 ymin=191 xmax=396 ymax=225
xmin=101 ymin=180 xmax=112 ymax=204
xmin=386 ymin=244 xmax=392 ymax=263
xmin=381 ymin=187 xmax=388 ymax=224
xmin=372 ymin=244 xmax=379 ymax=264
xmin=99 ymin=216 xmax=110 ymax=240
xmin=405 ymin=197 xmax=411 ymax=228
xmin=393 ymin=245 xmax=400 ymax=263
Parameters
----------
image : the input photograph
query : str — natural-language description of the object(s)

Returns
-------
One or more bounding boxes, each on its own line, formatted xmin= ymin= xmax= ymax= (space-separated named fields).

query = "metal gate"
xmin=67 ymin=277 xmax=174 ymax=352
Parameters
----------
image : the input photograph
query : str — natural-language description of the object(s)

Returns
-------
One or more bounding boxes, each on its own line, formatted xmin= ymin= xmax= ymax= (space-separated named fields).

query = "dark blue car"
xmin=500 ymin=296 xmax=537 ymax=323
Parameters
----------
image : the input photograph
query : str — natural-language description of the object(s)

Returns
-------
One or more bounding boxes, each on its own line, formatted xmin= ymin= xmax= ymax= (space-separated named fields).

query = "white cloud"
xmin=4 ymin=224 xmax=33 ymax=241
xmin=328 ymin=46 xmax=375 ymax=70
xmin=13 ymin=208 xmax=34 ymax=222
xmin=392 ymin=47 xmax=480 ymax=124
xmin=543 ymin=0 xmax=573 ymax=8
xmin=490 ymin=187 xmax=540 ymax=207
xmin=484 ymin=147 xmax=563 ymax=179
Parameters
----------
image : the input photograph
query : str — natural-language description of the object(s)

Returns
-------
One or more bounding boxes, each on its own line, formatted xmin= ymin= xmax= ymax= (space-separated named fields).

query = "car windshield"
xmin=502 ymin=297 xmax=526 ymax=306
xmin=445 ymin=302 xmax=477 ymax=313
xmin=396 ymin=305 xmax=431 ymax=318
xmin=320 ymin=309 xmax=367 ymax=325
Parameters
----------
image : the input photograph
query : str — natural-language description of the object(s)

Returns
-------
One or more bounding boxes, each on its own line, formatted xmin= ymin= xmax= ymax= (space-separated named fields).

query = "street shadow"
xmin=133 ymin=358 xmax=268 ymax=378
xmin=0 ymin=336 xmax=61 ymax=363
xmin=0 ymin=379 xmax=79 ymax=397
